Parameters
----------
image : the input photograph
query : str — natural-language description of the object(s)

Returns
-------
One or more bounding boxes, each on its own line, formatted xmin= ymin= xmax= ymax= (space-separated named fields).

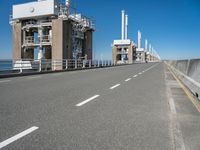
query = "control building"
xmin=136 ymin=30 xmax=146 ymax=63
xmin=112 ymin=10 xmax=136 ymax=64
xmin=10 ymin=0 xmax=95 ymax=70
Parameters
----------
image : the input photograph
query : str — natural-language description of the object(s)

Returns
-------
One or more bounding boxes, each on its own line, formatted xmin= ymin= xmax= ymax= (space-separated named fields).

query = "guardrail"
xmin=166 ymin=59 xmax=200 ymax=100
xmin=0 ymin=59 xmax=118 ymax=76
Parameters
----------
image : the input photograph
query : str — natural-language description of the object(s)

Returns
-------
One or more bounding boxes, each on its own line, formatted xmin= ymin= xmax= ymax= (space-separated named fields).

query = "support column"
xmin=52 ymin=18 xmax=63 ymax=70
xmin=112 ymin=45 xmax=117 ymax=65
xmin=83 ymin=30 xmax=93 ymax=60
xmin=128 ymin=46 xmax=133 ymax=64
xmin=13 ymin=22 xmax=23 ymax=61
xmin=52 ymin=18 xmax=72 ymax=70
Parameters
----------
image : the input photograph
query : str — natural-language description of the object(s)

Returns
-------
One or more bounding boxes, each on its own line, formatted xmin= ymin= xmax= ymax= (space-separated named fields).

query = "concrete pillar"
xmin=112 ymin=46 xmax=117 ymax=65
xmin=13 ymin=22 xmax=23 ymax=61
xmin=63 ymin=20 xmax=72 ymax=60
xmin=128 ymin=46 xmax=132 ymax=64
xmin=52 ymin=18 xmax=72 ymax=70
xmin=83 ymin=30 xmax=93 ymax=60
xmin=52 ymin=18 xmax=63 ymax=70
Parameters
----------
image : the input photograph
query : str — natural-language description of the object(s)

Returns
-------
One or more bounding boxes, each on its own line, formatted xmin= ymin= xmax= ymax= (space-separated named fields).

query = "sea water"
xmin=0 ymin=60 xmax=12 ymax=71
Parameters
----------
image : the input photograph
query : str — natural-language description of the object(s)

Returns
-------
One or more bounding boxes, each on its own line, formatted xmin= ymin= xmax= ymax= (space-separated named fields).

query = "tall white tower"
xmin=145 ymin=39 xmax=148 ymax=51
xmin=121 ymin=10 xmax=125 ymax=40
xmin=138 ymin=30 xmax=141 ymax=49
xmin=125 ymin=14 xmax=128 ymax=40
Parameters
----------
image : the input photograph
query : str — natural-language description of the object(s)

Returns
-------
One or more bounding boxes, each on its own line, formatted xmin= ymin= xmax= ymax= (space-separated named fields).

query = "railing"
xmin=166 ymin=59 xmax=200 ymax=100
xmin=25 ymin=36 xmax=35 ymax=45
xmin=23 ymin=35 xmax=51 ymax=46
xmin=0 ymin=59 xmax=118 ymax=75
xmin=40 ymin=35 xmax=51 ymax=43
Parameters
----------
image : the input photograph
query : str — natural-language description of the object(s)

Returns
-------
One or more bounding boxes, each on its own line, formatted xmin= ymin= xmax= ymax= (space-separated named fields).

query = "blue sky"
xmin=0 ymin=0 xmax=200 ymax=60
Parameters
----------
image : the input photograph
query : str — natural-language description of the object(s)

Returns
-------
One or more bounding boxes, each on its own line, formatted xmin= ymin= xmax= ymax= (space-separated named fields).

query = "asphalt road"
xmin=0 ymin=63 xmax=199 ymax=150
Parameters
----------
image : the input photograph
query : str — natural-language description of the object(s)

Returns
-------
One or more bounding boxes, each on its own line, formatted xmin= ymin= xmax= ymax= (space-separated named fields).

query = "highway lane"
xmin=0 ymin=62 xmax=199 ymax=149
xmin=0 ymin=63 xmax=156 ymax=141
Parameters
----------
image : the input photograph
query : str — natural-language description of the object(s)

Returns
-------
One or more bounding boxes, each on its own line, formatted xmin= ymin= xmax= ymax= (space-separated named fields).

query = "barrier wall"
xmin=168 ymin=59 xmax=200 ymax=100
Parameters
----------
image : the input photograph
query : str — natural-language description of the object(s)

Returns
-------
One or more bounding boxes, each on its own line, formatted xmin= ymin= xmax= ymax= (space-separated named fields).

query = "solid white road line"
xmin=76 ymin=95 xmax=100 ymax=107
xmin=0 ymin=126 xmax=39 ymax=149
xmin=133 ymin=75 xmax=138 ymax=78
xmin=125 ymin=78 xmax=131 ymax=82
xmin=110 ymin=84 xmax=120 ymax=90
xmin=138 ymin=72 xmax=142 ymax=75
xmin=0 ymin=80 xmax=11 ymax=83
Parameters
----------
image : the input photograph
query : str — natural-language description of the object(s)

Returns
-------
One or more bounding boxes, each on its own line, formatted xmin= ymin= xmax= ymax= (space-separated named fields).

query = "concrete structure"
xmin=136 ymin=30 xmax=145 ymax=63
xmin=112 ymin=10 xmax=136 ymax=64
xmin=10 ymin=0 xmax=95 ymax=70
xmin=136 ymin=32 xmax=161 ymax=63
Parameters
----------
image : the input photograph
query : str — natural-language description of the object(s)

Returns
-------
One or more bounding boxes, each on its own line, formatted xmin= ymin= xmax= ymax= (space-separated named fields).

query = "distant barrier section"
xmin=167 ymin=59 xmax=200 ymax=100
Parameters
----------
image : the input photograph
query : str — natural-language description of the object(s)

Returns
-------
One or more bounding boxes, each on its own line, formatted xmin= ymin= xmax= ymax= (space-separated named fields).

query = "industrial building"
xmin=136 ymin=30 xmax=145 ymax=63
xmin=136 ymin=31 xmax=161 ymax=63
xmin=112 ymin=10 xmax=160 ymax=64
xmin=10 ymin=0 xmax=95 ymax=70
xmin=112 ymin=10 xmax=136 ymax=64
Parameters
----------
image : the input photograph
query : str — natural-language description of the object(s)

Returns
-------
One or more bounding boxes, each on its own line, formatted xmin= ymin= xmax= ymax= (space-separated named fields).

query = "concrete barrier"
xmin=167 ymin=59 xmax=200 ymax=100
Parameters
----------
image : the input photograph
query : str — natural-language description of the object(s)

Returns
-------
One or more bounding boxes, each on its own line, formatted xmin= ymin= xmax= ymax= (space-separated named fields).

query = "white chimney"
xmin=121 ymin=10 xmax=125 ymax=40
xmin=149 ymin=44 xmax=151 ymax=52
xmin=138 ymin=30 xmax=141 ymax=49
xmin=145 ymin=39 xmax=148 ymax=51
xmin=125 ymin=14 xmax=128 ymax=40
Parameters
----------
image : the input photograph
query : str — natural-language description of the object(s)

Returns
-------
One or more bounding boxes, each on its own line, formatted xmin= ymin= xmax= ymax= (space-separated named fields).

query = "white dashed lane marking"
xmin=109 ymin=84 xmax=121 ymax=90
xmin=76 ymin=95 xmax=100 ymax=107
xmin=0 ymin=126 xmax=39 ymax=149
xmin=125 ymin=78 xmax=131 ymax=82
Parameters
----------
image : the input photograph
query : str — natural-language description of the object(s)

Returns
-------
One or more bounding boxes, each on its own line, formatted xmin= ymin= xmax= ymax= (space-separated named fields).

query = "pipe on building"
xmin=145 ymin=39 xmax=148 ymax=51
xmin=121 ymin=10 xmax=125 ymax=40
xmin=125 ymin=14 xmax=128 ymax=40
xmin=138 ymin=30 xmax=141 ymax=49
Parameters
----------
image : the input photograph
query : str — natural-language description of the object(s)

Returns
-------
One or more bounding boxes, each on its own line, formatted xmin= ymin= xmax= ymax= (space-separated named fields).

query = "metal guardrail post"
xmin=52 ymin=60 xmax=54 ymax=71
xmin=75 ymin=59 xmax=77 ymax=69
xmin=95 ymin=60 xmax=97 ymax=67
xmin=66 ymin=60 xmax=68 ymax=69
xmin=38 ymin=60 xmax=42 ymax=72
xmin=89 ymin=60 xmax=91 ymax=68
xmin=20 ymin=61 xmax=23 ymax=73
xmin=83 ymin=60 xmax=86 ymax=68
